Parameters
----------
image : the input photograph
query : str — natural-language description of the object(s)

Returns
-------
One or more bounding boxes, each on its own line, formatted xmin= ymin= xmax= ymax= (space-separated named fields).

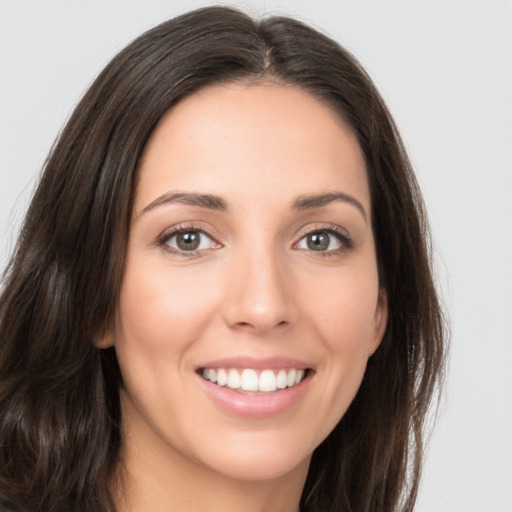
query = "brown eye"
xmin=176 ymin=231 xmax=200 ymax=251
xmin=306 ymin=232 xmax=330 ymax=251
xmin=295 ymin=228 xmax=350 ymax=253
xmin=163 ymin=229 xmax=218 ymax=253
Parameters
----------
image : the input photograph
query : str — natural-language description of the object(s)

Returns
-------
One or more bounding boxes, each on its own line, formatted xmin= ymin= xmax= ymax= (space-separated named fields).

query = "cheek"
xmin=301 ymin=262 xmax=381 ymax=350
xmin=296 ymin=259 xmax=381 ymax=428
xmin=116 ymin=257 xmax=223 ymax=356
xmin=112 ymin=258 xmax=226 ymax=434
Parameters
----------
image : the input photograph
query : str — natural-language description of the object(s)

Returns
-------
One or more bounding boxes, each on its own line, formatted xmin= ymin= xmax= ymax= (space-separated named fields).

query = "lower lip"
xmin=197 ymin=373 xmax=311 ymax=418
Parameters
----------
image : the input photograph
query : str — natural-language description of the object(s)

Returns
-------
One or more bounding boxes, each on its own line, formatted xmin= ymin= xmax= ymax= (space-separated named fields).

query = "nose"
xmin=222 ymin=246 xmax=298 ymax=334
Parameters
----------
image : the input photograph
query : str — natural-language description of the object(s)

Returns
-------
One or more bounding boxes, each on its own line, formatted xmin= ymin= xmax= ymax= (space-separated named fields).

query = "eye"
xmin=161 ymin=229 xmax=220 ymax=254
xmin=294 ymin=228 xmax=352 ymax=253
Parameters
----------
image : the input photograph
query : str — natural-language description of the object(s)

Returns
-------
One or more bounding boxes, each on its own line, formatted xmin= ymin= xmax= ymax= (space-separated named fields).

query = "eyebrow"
xmin=292 ymin=192 xmax=367 ymax=221
xmin=139 ymin=190 xmax=366 ymax=221
xmin=140 ymin=192 xmax=228 ymax=216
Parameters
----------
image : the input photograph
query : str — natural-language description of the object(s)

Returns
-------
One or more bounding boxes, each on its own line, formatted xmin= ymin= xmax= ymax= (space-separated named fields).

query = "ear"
xmin=368 ymin=290 xmax=388 ymax=356
xmin=93 ymin=325 xmax=115 ymax=349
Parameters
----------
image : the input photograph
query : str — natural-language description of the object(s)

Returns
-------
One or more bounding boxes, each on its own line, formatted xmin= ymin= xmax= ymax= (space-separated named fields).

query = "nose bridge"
xmin=223 ymin=237 xmax=296 ymax=332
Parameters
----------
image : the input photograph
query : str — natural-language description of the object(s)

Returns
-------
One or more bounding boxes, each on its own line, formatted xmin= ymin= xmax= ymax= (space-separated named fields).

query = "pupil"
xmin=177 ymin=232 xmax=200 ymax=251
xmin=307 ymin=232 xmax=329 ymax=251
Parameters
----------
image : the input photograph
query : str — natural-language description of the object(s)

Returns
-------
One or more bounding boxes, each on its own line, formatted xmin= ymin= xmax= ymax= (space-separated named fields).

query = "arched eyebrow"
xmin=139 ymin=190 xmax=366 ymax=222
xmin=139 ymin=192 xmax=228 ymax=217
xmin=292 ymin=192 xmax=367 ymax=221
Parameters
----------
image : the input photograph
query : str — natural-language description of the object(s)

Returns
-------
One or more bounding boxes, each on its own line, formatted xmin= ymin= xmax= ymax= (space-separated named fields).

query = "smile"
xmin=201 ymin=368 xmax=307 ymax=393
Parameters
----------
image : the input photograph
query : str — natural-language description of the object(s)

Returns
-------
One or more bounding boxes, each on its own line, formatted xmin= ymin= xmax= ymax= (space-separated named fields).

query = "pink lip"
xmin=197 ymin=376 xmax=311 ymax=418
xmin=196 ymin=356 xmax=311 ymax=371
xmin=196 ymin=360 xmax=313 ymax=418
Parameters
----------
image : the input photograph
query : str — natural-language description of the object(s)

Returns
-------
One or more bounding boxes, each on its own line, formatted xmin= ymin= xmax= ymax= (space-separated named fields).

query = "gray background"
xmin=1 ymin=1 xmax=511 ymax=510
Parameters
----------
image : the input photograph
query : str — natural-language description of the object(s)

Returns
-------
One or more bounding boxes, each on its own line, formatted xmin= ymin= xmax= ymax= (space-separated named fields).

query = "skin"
xmin=102 ymin=83 xmax=387 ymax=512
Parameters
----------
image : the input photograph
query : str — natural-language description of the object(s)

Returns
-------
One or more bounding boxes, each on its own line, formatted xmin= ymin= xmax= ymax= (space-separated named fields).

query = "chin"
xmin=203 ymin=450 xmax=311 ymax=484
xmin=184 ymin=427 xmax=318 ymax=484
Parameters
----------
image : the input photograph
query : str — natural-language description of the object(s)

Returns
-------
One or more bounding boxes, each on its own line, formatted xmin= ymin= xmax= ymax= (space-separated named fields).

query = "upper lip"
xmin=196 ymin=356 xmax=312 ymax=371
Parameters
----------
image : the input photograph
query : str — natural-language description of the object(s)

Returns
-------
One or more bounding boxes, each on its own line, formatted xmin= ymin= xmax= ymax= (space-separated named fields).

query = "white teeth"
xmin=227 ymin=369 xmax=241 ymax=389
xmin=276 ymin=369 xmax=288 ymax=389
xmin=259 ymin=370 xmax=277 ymax=392
xmin=217 ymin=368 xmax=228 ymax=387
xmin=287 ymin=369 xmax=296 ymax=387
xmin=240 ymin=369 xmax=258 ymax=391
xmin=201 ymin=367 xmax=308 ymax=392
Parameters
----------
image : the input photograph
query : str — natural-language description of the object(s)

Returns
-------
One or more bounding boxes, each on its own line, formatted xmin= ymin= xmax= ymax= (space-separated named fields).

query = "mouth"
xmin=196 ymin=359 xmax=314 ymax=417
xmin=198 ymin=367 xmax=310 ymax=394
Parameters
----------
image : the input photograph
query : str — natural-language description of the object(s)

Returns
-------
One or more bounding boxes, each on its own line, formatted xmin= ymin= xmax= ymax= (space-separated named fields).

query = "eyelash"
xmin=156 ymin=223 xmax=354 ymax=258
xmin=299 ymin=224 xmax=354 ymax=257
xmin=156 ymin=223 xmax=217 ymax=257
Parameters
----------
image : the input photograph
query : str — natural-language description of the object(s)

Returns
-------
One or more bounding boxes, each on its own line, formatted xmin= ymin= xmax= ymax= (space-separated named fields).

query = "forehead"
xmin=135 ymin=83 xmax=370 ymax=213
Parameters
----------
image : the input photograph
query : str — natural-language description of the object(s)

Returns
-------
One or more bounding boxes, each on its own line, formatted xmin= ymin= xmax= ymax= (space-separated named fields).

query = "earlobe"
xmin=93 ymin=327 xmax=115 ymax=349
xmin=369 ymin=291 xmax=388 ymax=356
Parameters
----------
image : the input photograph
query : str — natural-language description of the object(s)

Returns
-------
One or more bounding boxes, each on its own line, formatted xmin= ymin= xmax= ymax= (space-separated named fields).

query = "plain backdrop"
xmin=0 ymin=1 xmax=511 ymax=511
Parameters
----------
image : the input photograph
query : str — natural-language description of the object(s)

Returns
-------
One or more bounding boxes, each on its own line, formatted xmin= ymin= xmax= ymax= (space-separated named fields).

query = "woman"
xmin=0 ymin=6 xmax=446 ymax=512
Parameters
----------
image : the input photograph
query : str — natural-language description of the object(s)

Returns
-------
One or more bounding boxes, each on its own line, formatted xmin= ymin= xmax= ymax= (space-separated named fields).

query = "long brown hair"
xmin=0 ymin=6 xmax=446 ymax=511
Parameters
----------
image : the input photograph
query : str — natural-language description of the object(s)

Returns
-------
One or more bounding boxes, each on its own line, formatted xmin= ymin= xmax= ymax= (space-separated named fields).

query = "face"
xmin=107 ymin=83 xmax=387 ymax=485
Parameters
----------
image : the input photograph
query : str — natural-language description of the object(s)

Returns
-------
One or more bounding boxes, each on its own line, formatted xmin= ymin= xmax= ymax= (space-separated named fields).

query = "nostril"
xmin=232 ymin=319 xmax=290 ymax=332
